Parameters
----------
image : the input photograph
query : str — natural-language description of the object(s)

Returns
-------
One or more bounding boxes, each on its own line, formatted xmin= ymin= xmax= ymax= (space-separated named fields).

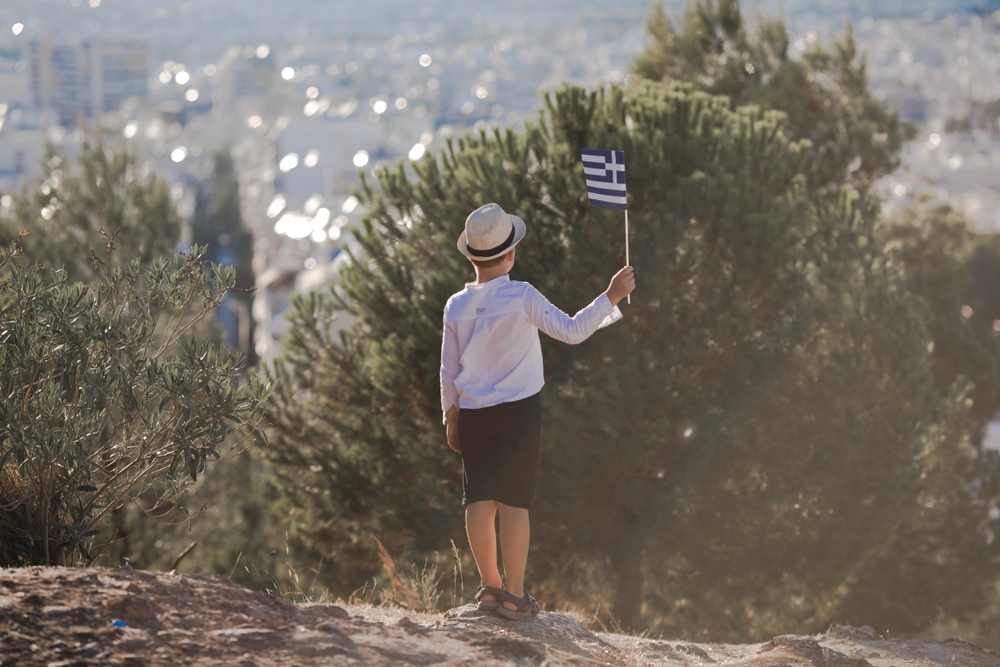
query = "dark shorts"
xmin=459 ymin=392 xmax=542 ymax=510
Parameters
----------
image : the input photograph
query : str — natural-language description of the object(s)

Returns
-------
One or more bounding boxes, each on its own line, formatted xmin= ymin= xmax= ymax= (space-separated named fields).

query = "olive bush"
xmin=0 ymin=237 xmax=268 ymax=566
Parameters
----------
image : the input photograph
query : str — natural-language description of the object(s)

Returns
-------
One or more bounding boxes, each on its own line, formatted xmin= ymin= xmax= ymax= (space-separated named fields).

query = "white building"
xmin=27 ymin=36 xmax=148 ymax=129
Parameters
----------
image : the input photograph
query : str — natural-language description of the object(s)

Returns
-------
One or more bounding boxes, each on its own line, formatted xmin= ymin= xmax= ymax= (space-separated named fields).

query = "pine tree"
xmin=262 ymin=80 xmax=998 ymax=635
xmin=826 ymin=198 xmax=1000 ymax=634
xmin=623 ymin=191 xmax=996 ymax=638
xmin=632 ymin=0 xmax=914 ymax=195
xmin=192 ymin=149 xmax=256 ymax=365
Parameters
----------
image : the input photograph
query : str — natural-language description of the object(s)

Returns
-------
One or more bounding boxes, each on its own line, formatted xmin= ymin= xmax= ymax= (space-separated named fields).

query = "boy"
xmin=440 ymin=202 xmax=635 ymax=619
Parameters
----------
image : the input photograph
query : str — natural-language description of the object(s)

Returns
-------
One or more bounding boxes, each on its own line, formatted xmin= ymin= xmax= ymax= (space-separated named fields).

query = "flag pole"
xmin=625 ymin=209 xmax=630 ymax=305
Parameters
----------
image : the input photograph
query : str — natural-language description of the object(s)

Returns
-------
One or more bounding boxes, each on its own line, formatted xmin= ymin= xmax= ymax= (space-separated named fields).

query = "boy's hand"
xmin=445 ymin=405 xmax=460 ymax=453
xmin=605 ymin=266 xmax=635 ymax=307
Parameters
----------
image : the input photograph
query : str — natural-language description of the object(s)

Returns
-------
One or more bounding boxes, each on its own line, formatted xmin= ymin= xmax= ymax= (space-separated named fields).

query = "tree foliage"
xmin=1 ymin=133 xmax=179 ymax=283
xmin=192 ymin=149 xmax=256 ymax=363
xmin=0 ymin=239 xmax=268 ymax=567
xmin=880 ymin=199 xmax=1000 ymax=428
xmin=632 ymin=0 xmax=914 ymax=194
xmin=263 ymin=80 xmax=1000 ymax=637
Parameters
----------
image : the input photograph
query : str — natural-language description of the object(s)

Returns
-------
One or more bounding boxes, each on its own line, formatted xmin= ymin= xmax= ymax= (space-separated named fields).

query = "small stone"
xmin=209 ymin=628 xmax=278 ymax=646
xmin=676 ymin=644 xmax=712 ymax=660
xmin=43 ymin=606 xmax=74 ymax=617
xmin=245 ymin=605 xmax=270 ymax=620
xmin=472 ymin=636 xmax=546 ymax=663
xmin=397 ymin=616 xmax=430 ymax=634
xmin=316 ymin=621 xmax=348 ymax=636
xmin=759 ymin=636 xmax=873 ymax=667
xmin=444 ymin=603 xmax=483 ymax=619
xmin=827 ymin=624 xmax=879 ymax=641
xmin=324 ymin=605 xmax=349 ymax=620
xmin=212 ymin=628 xmax=272 ymax=637
xmin=73 ymin=646 xmax=100 ymax=658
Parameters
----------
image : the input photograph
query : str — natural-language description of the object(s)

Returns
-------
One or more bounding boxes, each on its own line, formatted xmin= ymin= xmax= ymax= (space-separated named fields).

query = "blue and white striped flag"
xmin=581 ymin=148 xmax=627 ymax=210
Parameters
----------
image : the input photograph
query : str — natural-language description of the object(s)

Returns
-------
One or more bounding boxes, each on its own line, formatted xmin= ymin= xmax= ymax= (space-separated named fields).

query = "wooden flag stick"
xmin=625 ymin=209 xmax=631 ymax=304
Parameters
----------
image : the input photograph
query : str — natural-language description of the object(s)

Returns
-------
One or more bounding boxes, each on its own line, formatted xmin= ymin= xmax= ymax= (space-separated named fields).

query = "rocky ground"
xmin=0 ymin=566 xmax=996 ymax=667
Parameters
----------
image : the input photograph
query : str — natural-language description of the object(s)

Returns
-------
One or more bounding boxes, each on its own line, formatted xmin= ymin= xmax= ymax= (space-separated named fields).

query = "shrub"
xmin=0 ymin=236 xmax=268 ymax=566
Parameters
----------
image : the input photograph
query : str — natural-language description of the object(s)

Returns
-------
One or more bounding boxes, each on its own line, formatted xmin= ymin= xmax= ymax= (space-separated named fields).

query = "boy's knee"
xmin=468 ymin=500 xmax=498 ymax=512
xmin=497 ymin=503 xmax=529 ymax=516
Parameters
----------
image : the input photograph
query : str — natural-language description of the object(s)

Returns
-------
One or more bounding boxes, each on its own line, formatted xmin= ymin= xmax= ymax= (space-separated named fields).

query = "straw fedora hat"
xmin=457 ymin=203 xmax=527 ymax=261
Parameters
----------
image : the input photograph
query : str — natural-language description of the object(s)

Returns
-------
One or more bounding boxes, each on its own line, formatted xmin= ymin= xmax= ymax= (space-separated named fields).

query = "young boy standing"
xmin=440 ymin=202 xmax=635 ymax=619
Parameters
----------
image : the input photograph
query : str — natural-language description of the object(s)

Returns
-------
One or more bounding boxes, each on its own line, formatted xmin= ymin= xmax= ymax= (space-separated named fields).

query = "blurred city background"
xmin=3 ymin=0 xmax=1000 ymax=362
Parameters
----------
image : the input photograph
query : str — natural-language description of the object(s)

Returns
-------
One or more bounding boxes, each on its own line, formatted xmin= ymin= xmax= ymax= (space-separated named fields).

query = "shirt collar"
xmin=466 ymin=274 xmax=510 ymax=290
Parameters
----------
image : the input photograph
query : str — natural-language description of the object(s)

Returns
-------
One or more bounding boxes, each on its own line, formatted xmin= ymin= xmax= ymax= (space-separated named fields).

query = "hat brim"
xmin=457 ymin=213 xmax=526 ymax=260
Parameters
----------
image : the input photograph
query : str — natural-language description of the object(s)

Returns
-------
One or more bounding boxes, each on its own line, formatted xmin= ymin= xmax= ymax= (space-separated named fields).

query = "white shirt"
xmin=440 ymin=274 xmax=621 ymax=422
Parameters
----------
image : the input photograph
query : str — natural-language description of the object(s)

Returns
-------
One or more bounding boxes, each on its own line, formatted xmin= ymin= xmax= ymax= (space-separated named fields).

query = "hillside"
xmin=0 ymin=567 xmax=995 ymax=667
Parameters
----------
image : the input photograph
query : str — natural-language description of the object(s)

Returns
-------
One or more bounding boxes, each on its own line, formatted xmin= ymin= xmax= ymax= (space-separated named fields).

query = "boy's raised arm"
xmin=524 ymin=266 xmax=634 ymax=344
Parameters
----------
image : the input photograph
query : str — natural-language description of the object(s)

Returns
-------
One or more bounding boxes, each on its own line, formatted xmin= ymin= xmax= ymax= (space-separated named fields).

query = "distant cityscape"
xmin=1 ymin=0 xmax=1000 ymax=360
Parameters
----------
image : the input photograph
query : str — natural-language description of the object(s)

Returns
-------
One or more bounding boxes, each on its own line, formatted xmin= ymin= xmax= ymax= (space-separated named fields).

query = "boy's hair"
xmin=470 ymin=255 xmax=506 ymax=269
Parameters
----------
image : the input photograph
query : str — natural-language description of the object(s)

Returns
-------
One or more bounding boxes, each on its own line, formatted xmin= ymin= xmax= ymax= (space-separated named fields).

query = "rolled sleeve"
xmin=524 ymin=287 xmax=620 ymax=345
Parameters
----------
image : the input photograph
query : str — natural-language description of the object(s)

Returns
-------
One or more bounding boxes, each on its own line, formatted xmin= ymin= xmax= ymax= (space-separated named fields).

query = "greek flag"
xmin=582 ymin=148 xmax=627 ymax=210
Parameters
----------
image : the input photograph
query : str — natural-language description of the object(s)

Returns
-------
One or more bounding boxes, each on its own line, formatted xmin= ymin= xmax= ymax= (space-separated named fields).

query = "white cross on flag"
xmin=581 ymin=148 xmax=627 ymax=210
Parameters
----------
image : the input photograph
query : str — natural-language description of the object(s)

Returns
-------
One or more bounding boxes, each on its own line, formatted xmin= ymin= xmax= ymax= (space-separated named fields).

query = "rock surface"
xmin=0 ymin=566 xmax=996 ymax=666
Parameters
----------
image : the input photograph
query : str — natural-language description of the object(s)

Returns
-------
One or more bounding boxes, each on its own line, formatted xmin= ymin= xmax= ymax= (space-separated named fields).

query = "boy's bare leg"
xmin=497 ymin=503 xmax=530 ymax=610
xmin=466 ymin=500 xmax=502 ymax=602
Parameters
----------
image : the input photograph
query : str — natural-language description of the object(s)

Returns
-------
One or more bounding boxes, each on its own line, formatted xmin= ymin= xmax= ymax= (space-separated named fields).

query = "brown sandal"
xmin=475 ymin=585 xmax=503 ymax=611
xmin=495 ymin=588 xmax=540 ymax=620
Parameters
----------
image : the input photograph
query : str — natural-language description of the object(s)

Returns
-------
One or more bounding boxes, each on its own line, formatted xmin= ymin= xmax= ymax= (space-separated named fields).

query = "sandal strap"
xmin=500 ymin=588 xmax=540 ymax=613
xmin=475 ymin=585 xmax=503 ymax=602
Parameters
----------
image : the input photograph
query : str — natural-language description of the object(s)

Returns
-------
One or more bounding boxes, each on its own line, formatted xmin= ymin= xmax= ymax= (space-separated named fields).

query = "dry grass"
xmin=374 ymin=536 xmax=426 ymax=611
xmin=0 ymin=459 xmax=29 ymax=505
xmin=0 ymin=460 xmax=32 ymax=556
xmin=619 ymin=641 xmax=654 ymax=667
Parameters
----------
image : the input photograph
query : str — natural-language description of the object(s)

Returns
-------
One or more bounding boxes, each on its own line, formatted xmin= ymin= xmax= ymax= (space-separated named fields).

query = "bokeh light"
xmin=266 ymin=195 xmax=286 ymax=218
xmin=278 ymin=153 xmax=299 ymax=172
xmin=408 ymin=143 xmax=426 ymax=161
